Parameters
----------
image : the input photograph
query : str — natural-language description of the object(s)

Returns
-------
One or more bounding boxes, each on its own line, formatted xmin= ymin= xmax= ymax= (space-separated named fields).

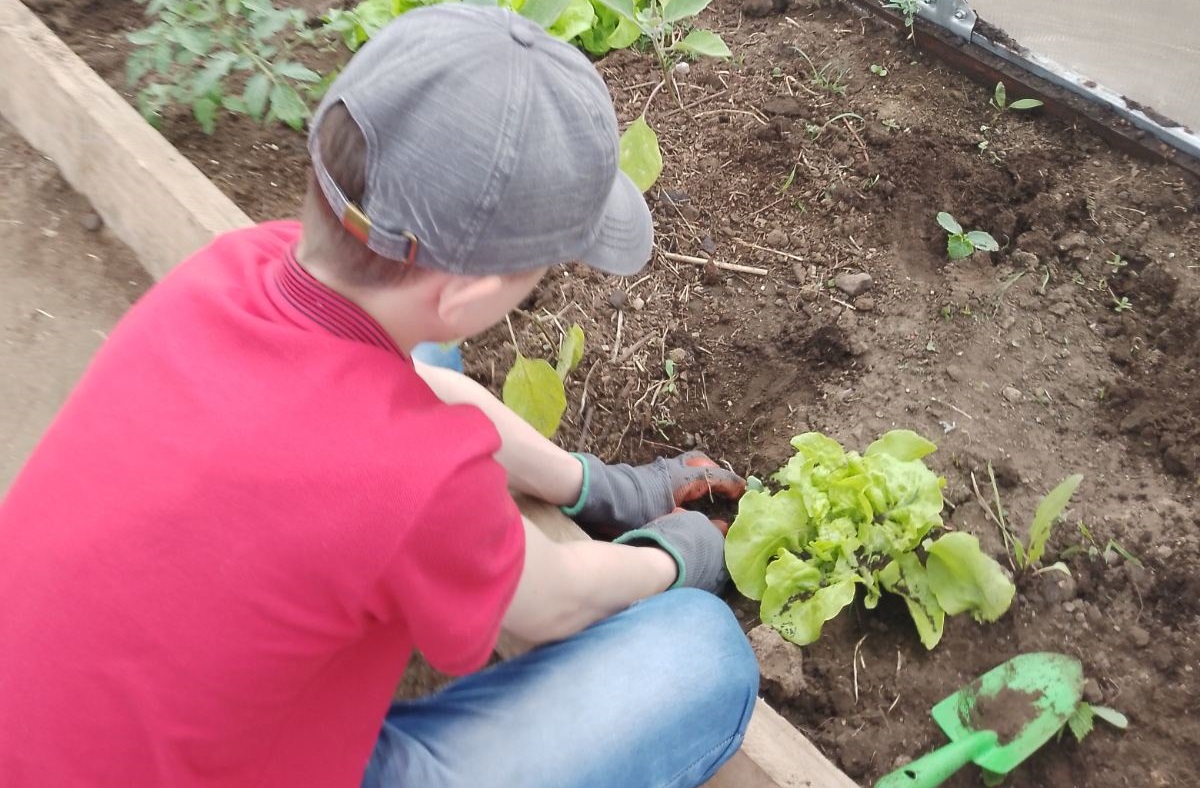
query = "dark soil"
xmin=31 ymin=0 xmax=1200 ymax=785
xmin=966 ymin=686 xmax=1040 ymax=745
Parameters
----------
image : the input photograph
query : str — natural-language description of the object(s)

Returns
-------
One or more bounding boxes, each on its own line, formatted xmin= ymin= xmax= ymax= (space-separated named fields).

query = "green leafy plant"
xmin=937 ymin=212 xmax=1000 ymax=260
xmin=725 ymin=430 xmax=1015 ymax=649
xmin=126 ymin=0 xmax=321 ymax=132
xmin=972 ymin=465 xmax=1083 ymax=575
xmin=1112 ymin=294 xmax=1134 ymax=313
xmin=502 ymin=323 xmax=585 ymax=437
xmin=884 ymin=0 xmax=919 ymax=40
xmin=990 ymin=81 xmax=1044 ymax=113
xmin=324 ymin=0 xmax=598 ymax=53
xmin=869 ymin=63 xmax=888 ymax=77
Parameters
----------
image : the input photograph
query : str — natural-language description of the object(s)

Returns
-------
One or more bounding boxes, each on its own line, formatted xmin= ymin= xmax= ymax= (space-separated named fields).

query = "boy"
xmin=0 ymin=6 xmax=758 ymax=787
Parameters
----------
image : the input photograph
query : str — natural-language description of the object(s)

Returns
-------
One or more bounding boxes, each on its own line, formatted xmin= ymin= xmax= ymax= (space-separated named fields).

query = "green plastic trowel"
xmin=875 ymin=652 xmax=1084 ymax=788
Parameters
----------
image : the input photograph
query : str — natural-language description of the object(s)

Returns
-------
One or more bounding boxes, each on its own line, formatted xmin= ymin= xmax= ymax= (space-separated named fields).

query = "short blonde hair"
xmin=300 ymin=103 xmax=416 ymax=288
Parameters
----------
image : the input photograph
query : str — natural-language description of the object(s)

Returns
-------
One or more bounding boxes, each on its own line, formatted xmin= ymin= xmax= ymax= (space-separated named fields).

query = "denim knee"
xmin=645 ymin=589 xmax=760 ymax=719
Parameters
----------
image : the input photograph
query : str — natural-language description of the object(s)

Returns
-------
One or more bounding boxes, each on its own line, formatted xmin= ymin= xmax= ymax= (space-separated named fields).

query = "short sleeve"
xmin=374 ymin=413 xmax=525 ymax=675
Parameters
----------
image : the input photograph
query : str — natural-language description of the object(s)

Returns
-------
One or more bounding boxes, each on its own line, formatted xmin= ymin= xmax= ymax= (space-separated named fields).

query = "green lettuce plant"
xmin=725 ymin=430 xmax=1015 ymax=649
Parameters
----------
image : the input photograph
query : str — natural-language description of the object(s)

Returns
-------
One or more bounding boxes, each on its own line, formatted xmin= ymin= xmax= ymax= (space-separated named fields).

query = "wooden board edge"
xmin=0 ymin=0 xmax=252 ymax=281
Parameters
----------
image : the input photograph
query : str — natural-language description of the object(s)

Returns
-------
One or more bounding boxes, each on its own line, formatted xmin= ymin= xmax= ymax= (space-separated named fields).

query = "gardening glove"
xmin=613 ymin=509 xmax=730 ymax=594
xmin=561 ymin=451 xmax=747 ymax=538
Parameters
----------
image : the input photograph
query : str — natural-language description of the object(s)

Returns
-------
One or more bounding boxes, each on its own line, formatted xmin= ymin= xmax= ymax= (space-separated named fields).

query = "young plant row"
xmin=126 ymin=0 xmax=732 ymax=192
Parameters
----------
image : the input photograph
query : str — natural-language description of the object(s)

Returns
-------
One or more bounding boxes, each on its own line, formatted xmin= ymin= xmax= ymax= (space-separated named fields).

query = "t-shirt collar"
xmin=271 ymin=248 xmax=404 ymax=356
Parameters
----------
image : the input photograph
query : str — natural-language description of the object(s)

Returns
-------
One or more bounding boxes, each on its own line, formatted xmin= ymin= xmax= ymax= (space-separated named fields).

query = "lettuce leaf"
xmin=725 ymin=488 xmax=809 ymax=600
xmin=760 ymin=550 xmax=858 ymax=646
xmin=926 ymin=532 xmax=1015 ymax=622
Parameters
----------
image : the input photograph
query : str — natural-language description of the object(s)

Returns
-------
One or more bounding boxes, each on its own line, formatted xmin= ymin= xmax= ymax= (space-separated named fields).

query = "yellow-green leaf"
xmin=1027 ymin=474 xmax=1083 ymax=565
xmin=502 ymin=354 xmax=567 ymax=437
xmin=671 ymin=29 xmax=731 ymax=59
xmin=619 ymin=115 xmax=662 ymax=193
xmin=555 ymin=324 xmax=585 ymax=380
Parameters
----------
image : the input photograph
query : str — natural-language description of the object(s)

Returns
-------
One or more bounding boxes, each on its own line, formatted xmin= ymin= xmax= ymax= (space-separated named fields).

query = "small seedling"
xmin=662 ymin=358 xmax=679 ymax=396
xmin=777 ymin=165 xmax=798 ymax=194
xmin=502 ymin=321 xmax=585 ymax=438
xmin=1065 ymin=701 xmax=1129 ymax=743
xmin=870 ymin=63 xmax=888 ymax=77
xmin=881 ymin=118 xmax=901 ymax=131
xmin=1112 ymin=295 xmax=1134 ymax=313
xmin=936 ymin=212 xmax=999 ymax=260
xmin=884 ymin=0 xmax=919 ymax=39
xmin=791 ymin=47 xmax=849 ymax=95
xmin=1105 ymin=253 xmax=1128 ymax=271
xmin=990 ymin=81 xmax=1044 ymax=113
xmin=972 ymin=466 xmax=1083 ymax=575
xmin=1062 ymin=522 xmax=1142 ymax=567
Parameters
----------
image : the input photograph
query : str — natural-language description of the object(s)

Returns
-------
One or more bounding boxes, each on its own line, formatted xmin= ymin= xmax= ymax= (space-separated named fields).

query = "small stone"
xmin=700 ymin=234 xmax=717 ymax=254
xmin=742 ymin=0 xmax=787 ymax=16
xmin=946 ymin=364 xmax=965 ymax=383
xmin=1040 ymin=572 xmax=1077 ymax=604
xmin=760 ymin=96 xmax=806 ymax=118
xmin=1055 ymin=231 xmax=1090 ymax=253
xmin=630 ymin=296 xmax=645 ymax=311
xmin=667 ymin=347 xmax=689 ymax=364
xmin=608 ymin=290 xmax=627 ymax=309
xmin=1048 ymin=302 xmax=1072 ymax=317
xmin=834 ymin=272 xmax=873 ymax=297
xmin=853 ymin=296 xmax=875 ymax=312
xmin=764 ymin=228 xmax=789 ymax=248
xmin=1010 ymin=249 xmax=1039 ymax=268
xmin=81 ymin=213 xmax=103 ymax=232
xmin=659 ymin=189 xmax=689 ymax=206
xmin=792 ymin=263 xmax=808 ymax=284
xmin=1003 ymin=386 xmax=1022 ymax=403
xmin=1129 ymin=625 xmax=1151 ymax=648
xmin=748 ymin=624 xmax=806 ymax=696
xmin=673 ymin=61 xmax=690 ymax=78
xmin=1083 ymin=678 xmax=1104 ymax=704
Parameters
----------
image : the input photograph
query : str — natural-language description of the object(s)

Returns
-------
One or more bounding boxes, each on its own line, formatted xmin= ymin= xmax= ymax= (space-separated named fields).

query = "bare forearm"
xmin=414 ymin=361 xmax=583 ymax=505
xmin=502 ymin=518 xmax=676 ymax=645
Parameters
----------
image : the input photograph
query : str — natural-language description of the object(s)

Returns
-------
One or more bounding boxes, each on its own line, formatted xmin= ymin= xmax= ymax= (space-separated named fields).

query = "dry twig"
xmin=658 ymin=250 xmax=768 ymax=276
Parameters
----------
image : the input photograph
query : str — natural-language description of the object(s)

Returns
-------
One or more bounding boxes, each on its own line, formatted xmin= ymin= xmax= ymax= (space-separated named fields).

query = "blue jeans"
xmin=363 ymin=589 xmax=759 ymax=788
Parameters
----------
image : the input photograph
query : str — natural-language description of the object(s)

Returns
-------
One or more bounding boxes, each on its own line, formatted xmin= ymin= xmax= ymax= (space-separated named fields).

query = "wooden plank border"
xmin=0 ymin=1 xmax=858 ymax=784
xmin=0 ymin=0 xmax=253 ymax=280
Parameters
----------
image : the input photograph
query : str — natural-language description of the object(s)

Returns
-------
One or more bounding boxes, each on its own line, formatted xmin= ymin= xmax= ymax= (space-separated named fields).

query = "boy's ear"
xmin=434 ymin=274 xmax=504 ymax=325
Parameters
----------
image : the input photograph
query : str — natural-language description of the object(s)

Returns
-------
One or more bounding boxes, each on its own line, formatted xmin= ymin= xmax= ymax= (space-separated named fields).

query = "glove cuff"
xmin=613 ymin=529 xmax=685 ymax=590
xmin=559 ymin=452 xmax=591 ymax=518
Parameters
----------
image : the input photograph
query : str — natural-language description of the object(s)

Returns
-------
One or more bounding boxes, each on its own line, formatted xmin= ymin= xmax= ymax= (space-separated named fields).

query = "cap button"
xmin=508 ymin=15 xmax=538 ymax=47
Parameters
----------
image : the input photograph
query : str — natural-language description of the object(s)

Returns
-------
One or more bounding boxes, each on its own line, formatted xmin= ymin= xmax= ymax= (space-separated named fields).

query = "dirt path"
xmin=0 ymin=115 xmax=149 ymax=490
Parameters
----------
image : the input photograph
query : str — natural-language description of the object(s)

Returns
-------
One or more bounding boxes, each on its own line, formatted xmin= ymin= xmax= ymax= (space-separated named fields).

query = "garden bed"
xmin=33 ymin=0 xmax=1200 ymax=784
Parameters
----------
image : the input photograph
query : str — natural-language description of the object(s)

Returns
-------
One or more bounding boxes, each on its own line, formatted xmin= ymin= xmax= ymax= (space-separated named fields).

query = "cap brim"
xmin=576 ymin=170 xmax=654 ymax=276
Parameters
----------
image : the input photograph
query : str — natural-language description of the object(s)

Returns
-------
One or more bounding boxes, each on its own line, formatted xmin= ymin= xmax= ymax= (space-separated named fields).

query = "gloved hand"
xmin=613 ymin=510 xmax=730 ymax=593
xmin=562 ymin=451 xmax=746 ymax=538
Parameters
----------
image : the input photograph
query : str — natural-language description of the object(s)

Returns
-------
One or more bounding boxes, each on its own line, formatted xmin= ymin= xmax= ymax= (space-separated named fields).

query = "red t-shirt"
xmin=0 ymin=221 xmax=525 ymax=787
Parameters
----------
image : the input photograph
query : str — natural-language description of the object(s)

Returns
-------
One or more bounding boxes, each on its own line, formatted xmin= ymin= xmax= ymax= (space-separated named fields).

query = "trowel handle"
xmin=874 ymin=730 xmax=1000 ymax=788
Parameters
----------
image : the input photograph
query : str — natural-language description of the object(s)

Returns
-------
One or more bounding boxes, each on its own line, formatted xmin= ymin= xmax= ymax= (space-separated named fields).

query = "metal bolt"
xmin=954 ymin=9 xmax=965 ymax=18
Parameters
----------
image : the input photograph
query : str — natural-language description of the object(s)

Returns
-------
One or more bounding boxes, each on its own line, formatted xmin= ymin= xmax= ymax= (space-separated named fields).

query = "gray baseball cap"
xmin=308 ymin=4 xmax=653 ymax=277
